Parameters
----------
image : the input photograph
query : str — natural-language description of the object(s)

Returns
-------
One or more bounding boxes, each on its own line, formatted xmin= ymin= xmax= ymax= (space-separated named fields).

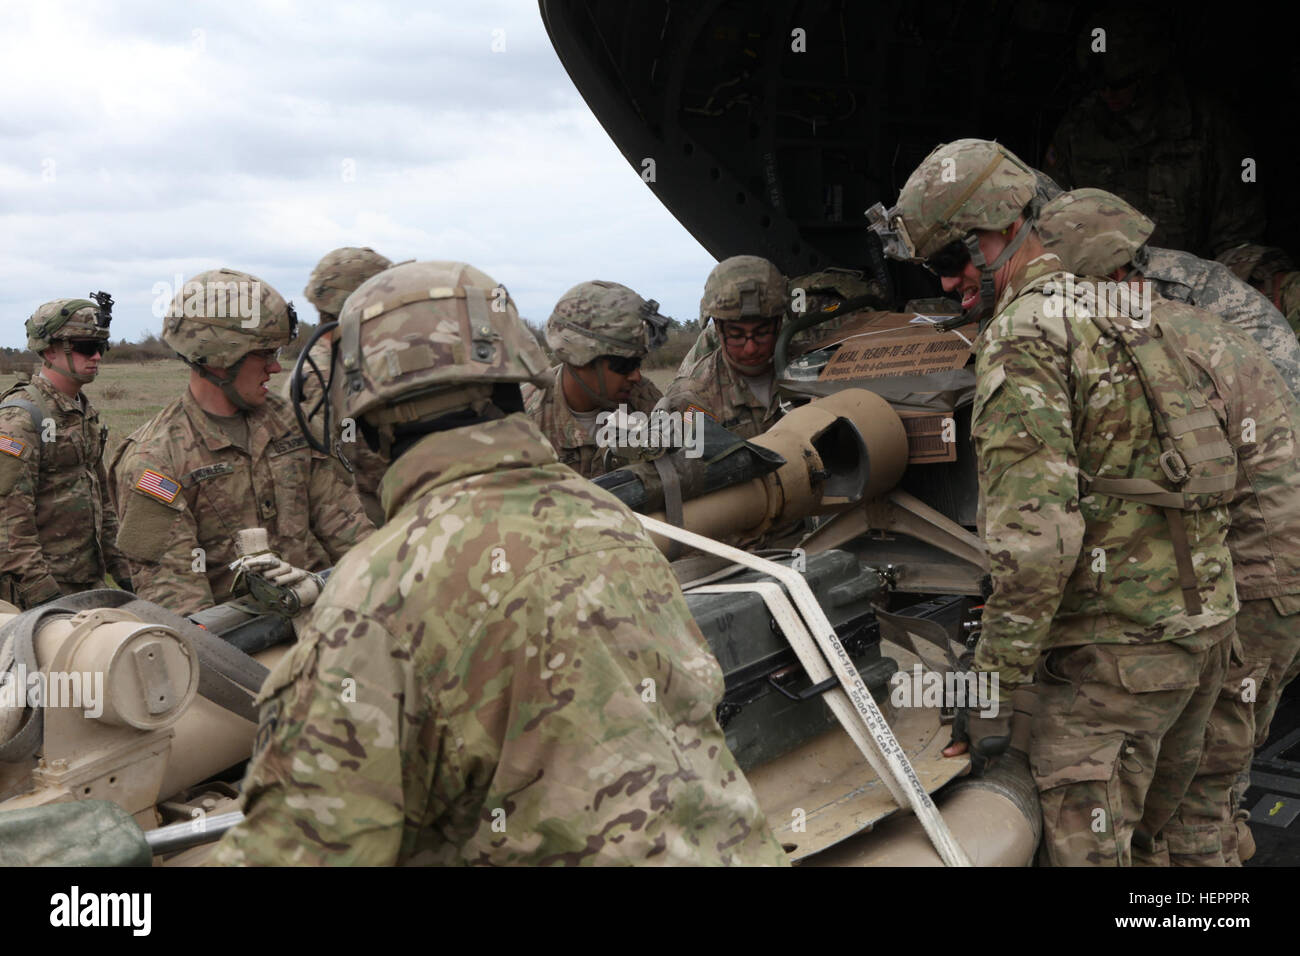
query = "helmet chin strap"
xmin=961 ymin=219 xmax=1035 ymax=331
xmin=46 ymin=341 xmax=96 ymax=385
xmin=193 ymin=355 xmax=256 ymax=413
xmin=565 ymin=363 xmax=621 ymax=412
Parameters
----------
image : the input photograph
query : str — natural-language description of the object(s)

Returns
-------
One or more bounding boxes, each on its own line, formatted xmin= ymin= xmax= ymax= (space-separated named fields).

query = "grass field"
xmin=0 ymin=362 xmax=679 ymax=460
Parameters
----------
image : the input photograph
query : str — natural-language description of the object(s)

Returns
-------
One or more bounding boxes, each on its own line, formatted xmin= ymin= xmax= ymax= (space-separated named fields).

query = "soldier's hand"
xmin=947 ymin=707 xmax=1013 ymax=776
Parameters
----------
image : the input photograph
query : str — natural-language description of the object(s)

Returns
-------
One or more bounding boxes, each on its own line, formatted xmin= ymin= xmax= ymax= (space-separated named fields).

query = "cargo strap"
xmin=652 ymin=454 xmax=684 ymax=561
xmin=642 ymin=514 xmax=971 ymax=867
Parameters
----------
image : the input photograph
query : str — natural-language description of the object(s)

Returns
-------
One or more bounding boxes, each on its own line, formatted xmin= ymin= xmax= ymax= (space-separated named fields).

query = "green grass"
xmin=0 ymin=361 xmax=677 ymax=460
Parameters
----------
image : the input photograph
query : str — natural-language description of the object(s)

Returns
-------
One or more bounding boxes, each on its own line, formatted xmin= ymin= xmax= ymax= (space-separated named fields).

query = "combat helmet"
xmin=306 ymin=260 xmax=548 ymax=458
xmin=1037 ymin=188 xmax=1155 ymax=277
xmin=867 ymin=138 xmax=1038 ymax=325
xmin=700 ymin=256 xmax=787 ymax=374
xmin=1217 ymin=243 xmax=1295 ymax=287
xmin=162 ymin=268 xmax=298 ymax=412
xmin=25 ymin=292 xmax=114 ymax=384
xmin=545 ymin=280 xmax=669 ymax=409
xmin=304 ymin=247 xmax=392 ymax=320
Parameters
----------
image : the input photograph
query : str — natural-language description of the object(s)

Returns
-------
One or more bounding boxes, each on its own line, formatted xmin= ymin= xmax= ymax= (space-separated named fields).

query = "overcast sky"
xmin=0 ymin=0 xmax=715 ymax=349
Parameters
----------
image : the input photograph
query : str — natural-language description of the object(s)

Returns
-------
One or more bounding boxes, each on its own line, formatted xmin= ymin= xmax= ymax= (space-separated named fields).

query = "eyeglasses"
xmin=720 ymin=323 xmax=778 ymax=346
xmin=604 ymin=354 xmax=642 ymax=376
xmin=249 ymin=347 xmax=282 ymax=364
xmin=924 ymin=239 xmax=972 ymax=278
xmin=69 ymin=340 xmax=108 ymax=357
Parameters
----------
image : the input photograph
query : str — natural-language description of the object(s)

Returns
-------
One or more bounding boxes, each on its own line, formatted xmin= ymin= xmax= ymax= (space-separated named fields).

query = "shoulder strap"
xmin=0 ymin=384 xmax=49 ymax=435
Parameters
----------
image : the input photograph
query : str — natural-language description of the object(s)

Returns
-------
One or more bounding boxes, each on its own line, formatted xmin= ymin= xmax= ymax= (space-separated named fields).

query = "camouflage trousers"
xmin=1180 ymin=596 xmax=1300 ymax=865
xmin=1029 ymin=624 xmax=1233 ymax=866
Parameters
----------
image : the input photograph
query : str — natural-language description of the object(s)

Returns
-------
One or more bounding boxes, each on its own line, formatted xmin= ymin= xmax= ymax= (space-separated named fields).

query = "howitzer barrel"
xmin=641 ymin=388 xmax=908 ymax=553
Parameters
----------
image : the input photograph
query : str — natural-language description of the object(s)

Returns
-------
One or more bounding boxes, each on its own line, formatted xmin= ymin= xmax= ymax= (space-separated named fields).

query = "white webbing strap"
xmin=643 ymin=514 xmax=971 ymax=867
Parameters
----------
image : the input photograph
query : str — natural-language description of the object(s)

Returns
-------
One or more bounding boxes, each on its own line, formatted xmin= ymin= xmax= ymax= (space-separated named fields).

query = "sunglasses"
xmin=604 ymin=354 xmax=642 ymax=376
xmin=69 ymin=340 xmax=108 ymax=357
xmin=249 ymin=347 xmax=283 ymax=364
xmin=925 ymin=239 xmax=973 ymax=278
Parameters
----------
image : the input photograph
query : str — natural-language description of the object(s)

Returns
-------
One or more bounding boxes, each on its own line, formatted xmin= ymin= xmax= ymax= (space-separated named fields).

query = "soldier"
xmin=109 ymin=269 xmax=373 ymax=616
xmin=1217 ymin=243 xmax=1300 ymax=338
xmin=522 ymin=279 xmax=666 ymax=479
xmin=0 ymin=295 xmax=131 ymax=608
xmin=871 ymin=139 xmax=1238 ymax=867
xmin=211 ymin=260 xmax=788 ymax=866
xmin=289 ymin=246 xmax=393 ymax=525
xmin=1033 ymin=174 xmax=1300 ymax=401
xmin=1038 ymin=189 xmax=1300 ymax=866
xmin=660 ymin=255 xmax=787 ymax=440
xmin=1042 ymin=9 xmax=1264 ymax=259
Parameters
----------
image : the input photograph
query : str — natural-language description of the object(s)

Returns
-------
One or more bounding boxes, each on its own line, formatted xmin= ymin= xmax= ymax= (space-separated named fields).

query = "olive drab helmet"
xmin=867 ymin=138 xmax=1039 ymax=326
xmin=304 ymin=247 xmax=393 ymax=320
xmin=162 ymin=268 xmax=298 ymax=412
xmin=1037 ymin=188 xmax=1156 ymax=277
xmin=311 ymin=260 xmax=549 ymax=458
xmin=700 ymin=255 xmax=787 ymax=374
xmin=26 ymin=292 xmax=114 ymax=384
xmin=546 ymin=280 xmax=669 ymax=409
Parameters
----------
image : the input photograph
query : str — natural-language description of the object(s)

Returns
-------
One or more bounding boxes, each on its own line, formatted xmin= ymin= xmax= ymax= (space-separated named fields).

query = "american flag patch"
xmin=684 ymin=404 xmax=715 ymax=424
xmin=136 ymin=469 xmax=180 ymax=503
xmin=0 ymin=434 xmax=25 ymax=457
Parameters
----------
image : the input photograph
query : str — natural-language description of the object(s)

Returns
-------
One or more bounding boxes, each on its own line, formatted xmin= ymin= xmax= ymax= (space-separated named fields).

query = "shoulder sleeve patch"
xmin=135 ymin=469 xmax=181 ymax=503
xmin=117 ymin=491 xmax=184 ymax=562
xmin=0 ymin=434 xmax=26 ymax=458
xmin=684 ymin=404 xmax=716 ymax=423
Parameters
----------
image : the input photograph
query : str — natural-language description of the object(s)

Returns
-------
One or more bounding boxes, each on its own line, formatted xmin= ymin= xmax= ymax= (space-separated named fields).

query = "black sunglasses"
xmin=604 ymin=354 xmax=642 ymax=375
xmin=925 ymin=239 xmax=972 ymax=278
xmin=69 ymin=340 xmax=108 ymax=357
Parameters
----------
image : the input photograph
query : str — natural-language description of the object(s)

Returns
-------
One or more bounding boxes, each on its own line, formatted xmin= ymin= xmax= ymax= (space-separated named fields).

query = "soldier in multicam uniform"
xmin=1033 ymin=174 xmax=1300 ymax=402
xmin=0 ymin=296 xmax=131 ymax=608
xmin=660 ymin=255 xmax=788 ymax=440
xmin=1217 ymin=243 xmax=1300 ymax=339
xmin=521 ymin=280 xmax=666 ymax=479
xmin=108 ymin=269 xmax=373 ymax=616
xmin=1041 ymin=9 xmax=1264 ymax=260
xmin=871 ymin=139 xmax=1238 ymax=867
xmin=211 ymin=260 xmax=788 ymax=866
xmin=287 ymin=246 xmax=393 ymax=526
xmin=1038 ymin=189 xmax=1300 ymax=866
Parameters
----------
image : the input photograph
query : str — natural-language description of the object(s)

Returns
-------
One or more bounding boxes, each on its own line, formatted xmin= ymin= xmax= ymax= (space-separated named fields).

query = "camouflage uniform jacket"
xmin=1042 ymin=74 xmax=1263 ymax=258
xmin=972 ymin=253 xmax=1237 ymax=693
xmin=108 ymin=387 xmax=373 ymax=615
xmin=1274 ymin=272 xmax=1300 ymax=338
xmin=1141 ymin=246 xmax=1300 ymax=403
xmin=1158 ymin=300 xmax=1300 ymax=601
xmin=521 ymin=365 xmax=663 ymax=478
xmin=281 ymin=337 xmax=389 ymax=527
xmin=212 ymin=413 xmax=788 ymax=866
xmin=661 ymin=348 xmax=782 ymax=440
xmin=0 ymin=373 xmax=129 ymax=607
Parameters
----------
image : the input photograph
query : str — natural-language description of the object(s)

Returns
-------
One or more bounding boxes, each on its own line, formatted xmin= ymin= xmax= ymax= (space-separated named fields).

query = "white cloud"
xmin=0 ymin=0 xmax=715 ymax=347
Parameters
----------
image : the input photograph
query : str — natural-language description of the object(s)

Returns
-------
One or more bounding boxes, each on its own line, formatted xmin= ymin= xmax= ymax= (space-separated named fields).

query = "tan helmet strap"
xmin=915 ymin=149 xmax=1007 ymax=255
